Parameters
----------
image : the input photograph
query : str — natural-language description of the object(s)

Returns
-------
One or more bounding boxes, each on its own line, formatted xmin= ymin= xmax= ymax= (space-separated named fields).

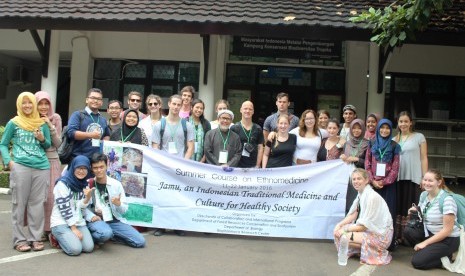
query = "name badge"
xmin=100 ymin=204 xmax=113 ymax=222
xmin=376 ymin=163 xmax=386 ymax=177
xmin=92 ymin=139 xmax=100 ymax=147
xmin=168 ymin=141 xmax=178 ymax=154
xmin=242 ymin=143 xmax=250 ymax=157
xmin=219 ymin=150 xmax=229 ymax=164
xmin=194 ymin=141 xmax=199 ymax=153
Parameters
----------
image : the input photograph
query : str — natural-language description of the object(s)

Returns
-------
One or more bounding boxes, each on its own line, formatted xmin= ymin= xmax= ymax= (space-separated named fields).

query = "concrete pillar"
xmin=69 ymin=35 xmax=93 ymax=115
xmin=199 ymin=35 xmax=226 ymax=121
xmin=367 ymin=42 xmax=385 ymax=116
xmin=41 ymin=30 xmax=60 ymax=111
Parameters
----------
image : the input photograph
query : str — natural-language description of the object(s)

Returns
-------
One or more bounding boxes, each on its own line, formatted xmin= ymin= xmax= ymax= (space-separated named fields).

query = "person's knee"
xmin=411 ymin=255 xmax=427 ymax=270
xmin=63 ymin=244 xmax=83 ymax=256
xmin=132 ymin=236 xmax=146 ymax=248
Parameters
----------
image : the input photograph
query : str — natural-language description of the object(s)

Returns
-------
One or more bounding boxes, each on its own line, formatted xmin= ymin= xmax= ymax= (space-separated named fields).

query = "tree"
xmin=350 ymin=0 xmax=453 ymax=49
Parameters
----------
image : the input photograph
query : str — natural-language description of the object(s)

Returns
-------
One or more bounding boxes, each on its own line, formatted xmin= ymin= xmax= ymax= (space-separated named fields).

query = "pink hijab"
xmin=35 ymin=90 xmax=61 ymax=126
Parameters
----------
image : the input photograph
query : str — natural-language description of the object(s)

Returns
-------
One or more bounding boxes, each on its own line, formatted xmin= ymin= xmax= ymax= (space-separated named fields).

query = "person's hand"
xmin=6 ymin=161 xmax=14 ymax=171
xmin=340 ymin=154 xmax=347 ymax=162
xmin=267 ymin=131 xmax=276 ymax=142
xmin=414 ymin=241 xmax=427 ymax=251
xmin=91 ymin=215 xmax=101 ymax=222
xmin=90 ymin=129 xmax=101 ymax=139
xmin=71 ymin=226 xmax=83 ymax=240
xmin=33 ymin=128 xmax=45 ymax=142
xmin=408 ymin=206 xmax=418 ymax=214
xmin=40 ymin=115 xmax=51 ymax=125
xmin=111 ymin=194 xmax=121 ymax=206
xmin=83 ymin=187 xmax=95 ymax=200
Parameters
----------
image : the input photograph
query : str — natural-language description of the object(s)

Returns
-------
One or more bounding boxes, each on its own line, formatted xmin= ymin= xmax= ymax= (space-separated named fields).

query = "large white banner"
xmin=102 ymin=141 xmax=352 ymax=239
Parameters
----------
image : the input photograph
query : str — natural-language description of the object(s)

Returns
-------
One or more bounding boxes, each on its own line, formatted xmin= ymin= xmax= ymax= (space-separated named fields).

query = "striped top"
xmin=420 ymin=190 xmax=460 ymax=237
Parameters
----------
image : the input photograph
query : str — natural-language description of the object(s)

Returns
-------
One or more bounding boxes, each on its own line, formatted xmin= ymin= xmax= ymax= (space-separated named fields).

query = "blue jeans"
xmin=87 ymin=220 xmax=145 ymax=248
xmin=51 ymin=224 xmax=94 ymax=256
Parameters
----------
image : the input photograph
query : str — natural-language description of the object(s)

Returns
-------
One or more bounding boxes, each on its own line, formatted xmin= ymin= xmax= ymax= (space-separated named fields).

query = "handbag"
xmin=403 ymin=204 xmax=425 ymax=246
xmin=442 ymin=225 xmax=465 ymax=273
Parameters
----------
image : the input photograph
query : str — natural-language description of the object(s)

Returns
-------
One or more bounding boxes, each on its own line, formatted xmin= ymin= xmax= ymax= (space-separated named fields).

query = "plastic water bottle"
xmin=338 ymin=234 xmax=349 ymax=266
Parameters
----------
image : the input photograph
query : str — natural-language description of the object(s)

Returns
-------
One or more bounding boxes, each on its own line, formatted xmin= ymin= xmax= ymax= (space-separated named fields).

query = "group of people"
xmin=0 ymin=86 xmax=459 ymax=272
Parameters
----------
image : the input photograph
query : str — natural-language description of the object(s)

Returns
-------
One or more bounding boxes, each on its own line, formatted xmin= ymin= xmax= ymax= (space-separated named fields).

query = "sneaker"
xmin=153 ymin=228 xmax=166 ymax=236
xmin=49 ymin=233 xmax=61 ymax=249
xmin=174 ymin=230 xmax=185 ymax=236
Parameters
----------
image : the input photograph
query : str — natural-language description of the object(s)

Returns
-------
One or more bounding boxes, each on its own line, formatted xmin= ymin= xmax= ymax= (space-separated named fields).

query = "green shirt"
xmin=0 ymin=120 xmax=51 ymax=169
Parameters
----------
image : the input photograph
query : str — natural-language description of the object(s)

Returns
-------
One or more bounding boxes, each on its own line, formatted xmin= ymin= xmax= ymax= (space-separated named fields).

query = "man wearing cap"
xmin=263 ymin=92 xmax=299 ymax=141
xmin=340 ymin=104 xmax=357 ymax=140
xmin=230 ymin=101 xmax=264 ymax=168
xmin=204 ymin=109 xmax=242 ymax=167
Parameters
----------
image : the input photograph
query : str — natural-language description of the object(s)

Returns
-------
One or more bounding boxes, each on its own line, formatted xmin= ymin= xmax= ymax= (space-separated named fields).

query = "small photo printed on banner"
xmin=104 ymin=145 xmax=123 ymax=181
xmin=122 ymin=147 xmax=143 ymax=173
xmin=121 ymin=171 xmax=147 ymax=198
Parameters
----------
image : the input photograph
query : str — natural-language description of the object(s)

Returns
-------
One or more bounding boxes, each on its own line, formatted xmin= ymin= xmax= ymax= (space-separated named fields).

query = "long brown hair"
xmin=298 ymin=109 xmax=319 ymax=137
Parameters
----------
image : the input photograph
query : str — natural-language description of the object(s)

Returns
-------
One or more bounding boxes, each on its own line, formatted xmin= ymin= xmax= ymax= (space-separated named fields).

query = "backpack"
xmin=159 ymin=117 xmax=188 ymax=153
xmin=57 ymin=110 xmax=85 ymax=164
xmin=420 ymin=190 xmax=465 ymax=227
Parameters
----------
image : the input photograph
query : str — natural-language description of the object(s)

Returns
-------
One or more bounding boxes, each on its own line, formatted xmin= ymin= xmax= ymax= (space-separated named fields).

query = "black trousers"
xmin=404 ymin=228 xmax=460 ymax=270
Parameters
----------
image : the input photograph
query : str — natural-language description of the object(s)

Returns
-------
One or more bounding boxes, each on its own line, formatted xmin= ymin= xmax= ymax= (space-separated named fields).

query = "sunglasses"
xmin=130 ymin=99 xmax=141 ymax=103
xmin=148 ymin=102 xmax=159 ymax=106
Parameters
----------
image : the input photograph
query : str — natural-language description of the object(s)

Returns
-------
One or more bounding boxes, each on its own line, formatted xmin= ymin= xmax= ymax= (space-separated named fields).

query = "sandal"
xmin=32 ymin=241 xmax=44 ymax=251
xmin=15 ymin=243 xmax=31 ymax=252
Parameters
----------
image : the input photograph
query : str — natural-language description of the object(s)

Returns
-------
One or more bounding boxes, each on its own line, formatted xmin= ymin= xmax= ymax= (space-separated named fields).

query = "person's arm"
xmin=420 ymin=140 xmax=428 ymax=178
xmin=334 ymin=211 xmax=358 ymax=238
xmin=227 ymin=136 xmax=243 ymax=167
xmin=151 ymin=124 xmax=161 ymax=149
xmin=184 ymin=140 xmax=194 ymax=159
xmin=49 ymin=114 xmax=62 ymax=148
xmin=0 ymin=121 xmax=15 ymax=167
xmin=38 ymin=124 xmax=52 ymax=149
xmin=414 ymin=214 xmax=455 ymax=251
xmin=204 ymin=132 xmax=219 ymax=165
xmin=256 ymin=144 xmax=264 ymax=168
xmin=262 ymin=144 xmax=271 ymax=168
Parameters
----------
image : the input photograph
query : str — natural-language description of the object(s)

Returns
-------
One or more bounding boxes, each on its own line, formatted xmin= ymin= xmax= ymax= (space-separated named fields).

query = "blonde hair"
xmin=274 ymin=114 xmax=290 ymax=148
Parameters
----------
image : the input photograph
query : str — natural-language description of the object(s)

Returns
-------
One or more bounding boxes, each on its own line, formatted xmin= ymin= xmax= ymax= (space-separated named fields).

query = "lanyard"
xmin=90 ymin=113 xmax=100 ymax=125
xmin=190 ymin=117 xmax=202 ymax=139
xmin=423 ymin=190 xmax=442 ymax=218
xmin=219 ymin=129 xmax=231 ymax=150
xmin=241 ymin=122 xmax=252 ymax=143
xmin=398 ymin=133 xmax=410 ymax=149
xmin=73 ymin=192 xmax=81 ymax=218
xmin=120 ymin=127 xmax=137 ymax=142
xmin=167 ymin=121 xmax=180 ymax=142
xmin=351 ymin=141 xmax=363 ymax=157
xmin=95 ymin=183 xmax=109 ymax=205
xmin=378 ymin=147 xmax=389 ymax=162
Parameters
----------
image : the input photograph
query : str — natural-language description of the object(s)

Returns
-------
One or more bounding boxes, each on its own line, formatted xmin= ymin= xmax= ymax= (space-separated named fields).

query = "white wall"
xmin=388 ymin=44 xmax=465 ymax=76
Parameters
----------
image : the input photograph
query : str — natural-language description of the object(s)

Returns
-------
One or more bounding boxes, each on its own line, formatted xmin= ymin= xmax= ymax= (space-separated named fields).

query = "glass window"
xmin=259 ymin=70 xmax=282 ymax=85
xmin=394 ymin=77 xmax=419 ymax=93
xmin=153 ymin=64 xmax=175 ymax=80
xmin=94 ymin=60 xmax=121 ymax=79
xmin=227 ymin=65 xmax=256 ymax=85
xmin=315 ymin=70 xmax=344 ymax=91
xmin=124 ymin=64 xmax=147 ymax=78
xmin=289 ymin=72 xmax=312 ymax=86
xmin=178 ymin=63 xmax=200 ymax=83
xmin=425 ymin=79 xmax=452 ymax=95
xmin=152 ymin=85 xmax=175 ymax=97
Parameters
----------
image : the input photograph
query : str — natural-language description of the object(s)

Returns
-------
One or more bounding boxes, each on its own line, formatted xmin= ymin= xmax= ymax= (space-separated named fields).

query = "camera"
xmin=243 ymin=142 xmax=255 ymax=153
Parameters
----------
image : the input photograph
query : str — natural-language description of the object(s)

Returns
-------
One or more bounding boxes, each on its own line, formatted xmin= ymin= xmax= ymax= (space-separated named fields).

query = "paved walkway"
xmin=0 ymin=194 xmax=454 ymax=276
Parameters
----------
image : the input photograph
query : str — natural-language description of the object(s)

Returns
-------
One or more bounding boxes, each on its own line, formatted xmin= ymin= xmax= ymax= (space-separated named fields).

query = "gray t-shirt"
xmin=396 ymin=132 xmax=426 ymax=184
xmin=152 ymin=119 xmax=195 ymax=158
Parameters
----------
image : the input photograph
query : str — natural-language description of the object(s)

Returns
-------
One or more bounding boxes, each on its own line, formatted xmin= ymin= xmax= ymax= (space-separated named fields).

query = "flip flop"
xmin=15 ymin=243 xmax=31 ymax=252
xmin=32 ymin=241 xmax=44 ymax=251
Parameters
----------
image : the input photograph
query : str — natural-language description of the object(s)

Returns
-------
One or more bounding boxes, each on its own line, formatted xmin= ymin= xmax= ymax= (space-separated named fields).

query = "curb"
xmin=0 ymin=188 xmax=11 ymax=195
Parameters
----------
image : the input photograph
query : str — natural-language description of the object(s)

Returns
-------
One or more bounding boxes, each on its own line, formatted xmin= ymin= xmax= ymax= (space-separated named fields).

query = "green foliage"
xmin=0 ymin=170 xmax=9 ymax=188
xmin=350 ymin=0 xmax=453 ymax=48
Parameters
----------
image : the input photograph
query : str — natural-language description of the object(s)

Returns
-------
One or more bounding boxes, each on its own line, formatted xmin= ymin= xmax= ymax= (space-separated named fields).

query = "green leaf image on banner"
xmin=124 ymin=203 xmax=153 ymax=223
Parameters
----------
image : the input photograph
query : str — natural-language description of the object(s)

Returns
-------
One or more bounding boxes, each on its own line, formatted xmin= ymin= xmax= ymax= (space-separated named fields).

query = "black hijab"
xmin=110 ymin=109 xmax=142 ymax=144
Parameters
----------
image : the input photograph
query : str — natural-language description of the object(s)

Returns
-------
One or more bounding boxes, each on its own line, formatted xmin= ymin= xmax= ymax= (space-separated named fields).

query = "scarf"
xmin=35 ymin=90 xmax=60 ymax=126
xmin=12 ymin=92 xmax=44 ymax=131
xmin=370 ymin=118 xmax=400 ymax=162
xmin=56 ymin=155 xmax=91 ymax=192
xmin=343 ymin=119 xmax=369 ymax=157
xmin=110 ymin=109 xmax=142 ymax=144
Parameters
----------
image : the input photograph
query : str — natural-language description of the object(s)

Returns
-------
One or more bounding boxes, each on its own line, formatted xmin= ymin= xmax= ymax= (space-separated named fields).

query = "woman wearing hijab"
xmin=365 ymin=118 xmax=401 ymax=249
xmin=110 ymin=109 xmax=148 ymax=146
xmin=340 ymin=119 xmax=369 ymax=214
xmin=0 ymin=92 xmax=51 ymax=252
xmin=50 ymin=155 xmax=94 ymax=256
xmin=35 ymin=90 xmax=62 ymax=240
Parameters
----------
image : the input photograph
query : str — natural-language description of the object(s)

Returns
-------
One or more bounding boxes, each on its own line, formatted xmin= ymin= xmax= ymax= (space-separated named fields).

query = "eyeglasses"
xmin=219 ymin=116 xmax=232 ymax=121
xmin=76 ymin=167 xmax=88 ymax=171
xmin=130 ymin=99 xmax=141 ymax=103
xmin=88 ymin=96 xmax=103 ymax=101
xmin=148 ymin=102 xmax=159 ymax=106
